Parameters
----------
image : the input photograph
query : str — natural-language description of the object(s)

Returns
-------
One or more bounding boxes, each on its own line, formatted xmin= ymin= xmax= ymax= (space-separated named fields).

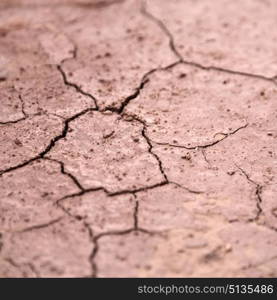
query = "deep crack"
xmin=0 ymin=107 xmax=96 ymax=176
xmin=57 ymin=65 xmax=98 ymax=109
xmin=1 ymin=0 xmax=276 ymax=278
xmin=43 ymin=157 xmax=85 ymax=192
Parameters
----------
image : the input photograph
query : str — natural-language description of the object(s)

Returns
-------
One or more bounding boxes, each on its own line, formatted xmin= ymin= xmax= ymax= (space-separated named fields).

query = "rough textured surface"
xmin=49 ymin=111 xmax=164 ymax=192
xmin=145 ymin=0 xmax=277 ymax=77
xmin=56 ymin=0 xmax=176 ymax=110
xmin=0 ymin=0 xmax=276 ymax=278
xmin=0 ymin=115 xmax=63 ymax=172
xmin=0 ymin=87 xmax=24 ymax=124
xmin=137 ymin=184 xmax=256 ymax=228
xmin=125 ymin=64 xmax=275 ymax=147
xmin=0 ymin=159 xmax=79 ymax=232
xmin=15 ymin=65 xmax=95 ymax=118
xmin=96 ymin=223 xmax=277 ymax=277
xmin=0 ymin=218 xmax=92 ymax=277
xmin=60 ymin=191 xmax=135 ymax=235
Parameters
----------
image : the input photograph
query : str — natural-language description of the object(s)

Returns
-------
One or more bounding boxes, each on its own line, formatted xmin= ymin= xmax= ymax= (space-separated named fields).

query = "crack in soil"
xmin=56 ymin=180 xmax=169 ymax=206
xmin=43 ymin=157 xmax=85 ymax=191
xmin=4 ymin=257 xmax=40 ymax=278
xmin=236 ymin=165 xmax=263 ymax=222
xmin=103 ymin=60 xmax=181 ymax=114
xmin=141 ymin=126 xmax=168 ymax=182
xmin=57 ymin=65 xmax=98 ymax=109
xmin=142 ymin=2 xmax=277 ymax=84
xmin=54 ymin=199 xmax=95 ymax=276
xmin=0 ymin=94 xmax=27 ymax=125
xmin=90 ymin=228 xmax=160 ymax=277
xmin=141 ymin=1 xmax=183 ymax=61
xmin=1 ymin=0 xmax=126 ymax=10
xmin=0 ymin=107 xmax=96 ymax=176
xmin=1 ymin=0 xmax=277 ymax=278
xmin=181 ymin=60 xmax=277 ymax=85
xmin=151 ymin=123 xmax=249 ymax=150
xmin=18 ymin=217 xmax=63 ymax=233
xmin=56 ymin=185 xmax=159 ymax=278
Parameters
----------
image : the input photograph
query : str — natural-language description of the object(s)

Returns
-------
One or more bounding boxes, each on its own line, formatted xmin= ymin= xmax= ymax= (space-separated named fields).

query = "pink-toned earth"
xmin=0 ymin=0 xmax=276 ymax=277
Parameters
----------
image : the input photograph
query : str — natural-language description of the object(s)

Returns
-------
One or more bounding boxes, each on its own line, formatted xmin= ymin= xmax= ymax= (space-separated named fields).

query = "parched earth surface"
xmin=0 ymin=0 xmax=277 ymax=277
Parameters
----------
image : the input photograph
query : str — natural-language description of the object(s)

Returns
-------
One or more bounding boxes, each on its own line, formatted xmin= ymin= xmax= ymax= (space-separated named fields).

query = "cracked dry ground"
xmin=0 ymin=0 xmax=276 ymax=278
